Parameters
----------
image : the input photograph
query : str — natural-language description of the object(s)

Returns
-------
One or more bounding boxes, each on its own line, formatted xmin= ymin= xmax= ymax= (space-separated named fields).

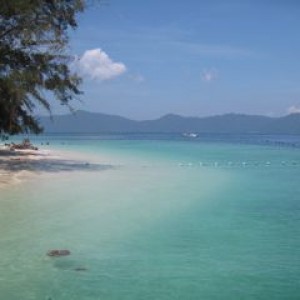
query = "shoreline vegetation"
xmin=0 ymin=139 xmax=113 ymax=189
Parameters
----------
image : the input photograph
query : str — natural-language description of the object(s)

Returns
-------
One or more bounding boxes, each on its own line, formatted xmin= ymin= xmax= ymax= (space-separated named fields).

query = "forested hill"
xmin=40 ymin=110 xmax=300 ymax=134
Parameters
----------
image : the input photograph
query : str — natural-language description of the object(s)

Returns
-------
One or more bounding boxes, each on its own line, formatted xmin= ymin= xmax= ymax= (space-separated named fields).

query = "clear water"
xmin=0 ymin=134 xmax=299 ymax=299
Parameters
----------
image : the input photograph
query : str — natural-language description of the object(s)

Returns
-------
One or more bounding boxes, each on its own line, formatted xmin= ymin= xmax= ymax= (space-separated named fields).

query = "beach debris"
xmin=47 ymin=249 xmax=71 ymax=257
xmin=9 ymin=139 xmax=38 ymax=151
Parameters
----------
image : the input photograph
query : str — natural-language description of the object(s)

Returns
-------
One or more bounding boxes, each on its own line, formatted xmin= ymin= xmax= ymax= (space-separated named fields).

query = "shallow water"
xmin=0 ymin=134 xmax=299 ymax=299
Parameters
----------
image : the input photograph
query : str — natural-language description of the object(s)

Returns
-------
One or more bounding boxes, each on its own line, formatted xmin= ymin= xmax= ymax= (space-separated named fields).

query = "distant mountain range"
xmin=40 ymin=110 xmax=300 ymax=134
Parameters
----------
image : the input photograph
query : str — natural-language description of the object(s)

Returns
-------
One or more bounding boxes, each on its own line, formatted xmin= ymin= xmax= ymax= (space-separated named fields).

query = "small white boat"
xmin=182 ymin=133 xmax=198 ymax=138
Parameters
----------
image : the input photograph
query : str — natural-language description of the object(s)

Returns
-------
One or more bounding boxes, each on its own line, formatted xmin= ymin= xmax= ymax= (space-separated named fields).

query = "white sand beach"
xmin=0 ymin=145 xmax=60 ymax=188
xmin=0 ymin=144 xmax=113 ymax=189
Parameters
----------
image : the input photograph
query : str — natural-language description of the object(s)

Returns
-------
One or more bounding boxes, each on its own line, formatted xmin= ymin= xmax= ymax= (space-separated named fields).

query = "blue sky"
xmin=59 ymin=0 xmax=300 ymax=119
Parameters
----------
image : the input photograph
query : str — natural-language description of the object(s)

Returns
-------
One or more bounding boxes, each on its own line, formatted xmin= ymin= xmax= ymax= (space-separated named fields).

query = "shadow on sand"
xmin=0 ymin=152 xmax=114 ymax=174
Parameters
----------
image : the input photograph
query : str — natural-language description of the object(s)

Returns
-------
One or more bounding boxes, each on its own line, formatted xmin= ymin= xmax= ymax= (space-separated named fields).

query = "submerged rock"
xmin=47 ymin=249 xmax=71 ymax=257
xmin=74 ymin=267 xmax=88 ymax=272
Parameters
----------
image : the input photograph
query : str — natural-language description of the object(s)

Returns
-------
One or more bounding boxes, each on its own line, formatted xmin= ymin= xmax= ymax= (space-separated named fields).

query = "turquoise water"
xmin=0 ymin=135 xmax=299 ymax=299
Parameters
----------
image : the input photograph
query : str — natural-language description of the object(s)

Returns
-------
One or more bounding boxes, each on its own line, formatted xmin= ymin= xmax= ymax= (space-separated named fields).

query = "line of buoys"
xmin=176 ymin=161 xmax=299 ymax=168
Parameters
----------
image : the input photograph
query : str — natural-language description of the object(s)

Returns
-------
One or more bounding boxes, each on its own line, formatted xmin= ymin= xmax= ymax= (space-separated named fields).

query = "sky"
xmin=54 ymin=0 xmax=300 ymax=119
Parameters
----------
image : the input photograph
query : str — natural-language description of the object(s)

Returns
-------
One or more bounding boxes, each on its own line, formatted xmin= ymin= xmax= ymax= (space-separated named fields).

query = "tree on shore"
xmin=0 ymin=0 xmax=85 ymax=135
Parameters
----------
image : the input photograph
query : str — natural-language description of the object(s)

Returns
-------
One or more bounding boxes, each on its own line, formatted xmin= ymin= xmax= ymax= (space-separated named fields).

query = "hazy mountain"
xmin=40 ymin=110 xmax=300 ymax=134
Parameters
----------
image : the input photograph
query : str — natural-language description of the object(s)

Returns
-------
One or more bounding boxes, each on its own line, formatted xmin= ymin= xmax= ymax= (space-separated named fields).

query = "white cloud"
xmin=201 ymin=68 xmax=218 ymax=83
xmin=287 ymin=105 xmax=300 ymax=114
xmin=75 ymin=48 xmax=126 ymax=80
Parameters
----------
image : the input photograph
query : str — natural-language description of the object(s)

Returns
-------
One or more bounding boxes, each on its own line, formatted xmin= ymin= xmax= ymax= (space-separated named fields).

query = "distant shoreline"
xmin=39 ymin=110 xmax=300 ymax=135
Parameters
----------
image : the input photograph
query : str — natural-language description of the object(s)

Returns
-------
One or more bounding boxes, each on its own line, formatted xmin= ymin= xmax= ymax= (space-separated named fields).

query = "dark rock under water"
xmin=74 ymin=267 xmax=88 ymax=272
xmin=47 ymin=249 xmax=71 ymax=257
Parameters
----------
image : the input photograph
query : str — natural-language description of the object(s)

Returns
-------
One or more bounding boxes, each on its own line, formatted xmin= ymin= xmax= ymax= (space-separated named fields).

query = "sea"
xmin=0 ymin=133 xmax=299 ymax=300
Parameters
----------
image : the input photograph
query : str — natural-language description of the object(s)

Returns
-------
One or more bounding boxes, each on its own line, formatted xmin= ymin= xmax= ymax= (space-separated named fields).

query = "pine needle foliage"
xmin=0 ymin=0 xmax=85 ymax=134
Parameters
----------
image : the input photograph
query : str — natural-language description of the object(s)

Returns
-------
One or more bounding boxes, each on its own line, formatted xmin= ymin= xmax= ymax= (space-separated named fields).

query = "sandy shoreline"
xmin=0 ymin=146 xmax=62 ymax=188
xmin=0 ymin=145 xmax=113 ymax=189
